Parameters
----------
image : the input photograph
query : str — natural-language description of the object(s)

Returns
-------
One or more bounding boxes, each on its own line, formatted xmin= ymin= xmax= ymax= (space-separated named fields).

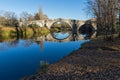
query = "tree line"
xmin=0 ymin=7 xmax=48 ymax=27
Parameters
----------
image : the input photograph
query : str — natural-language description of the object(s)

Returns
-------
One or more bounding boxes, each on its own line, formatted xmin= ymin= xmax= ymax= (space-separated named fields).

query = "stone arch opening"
xmin=79 ymin=24 xmax=95 ymax=38
xmin=50 ymin=21 xmax=72 ymax=40
xmin=50 ymin=21 xmax=72 ymax=31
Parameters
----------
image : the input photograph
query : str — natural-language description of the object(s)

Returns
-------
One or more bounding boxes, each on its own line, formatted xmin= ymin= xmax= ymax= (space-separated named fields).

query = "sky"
xmin=0 ymin=0 xmax=91 ymax=20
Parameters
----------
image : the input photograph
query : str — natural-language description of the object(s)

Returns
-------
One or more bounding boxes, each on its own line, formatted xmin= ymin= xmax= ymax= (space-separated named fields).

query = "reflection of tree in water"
xmin=8 ymin=40 xmax=19 ymax=48
xmin=0 ymin=39 xmax=37 ymax=50
xmin=0 ymin=38 xmax=44 ymax=51
xmin=0 ymin=42 xmax=8 ymax=50
xmin=39 ymin=40 xmax=44 ymax=51
xmin=23 ymin=39 xmax=35 ymax=47
xmin=35 ymin=41 xmax=44 ymax=51
xmin=0 ymin=40 xmax=19 ymax=50
xmin=34 ymin=36 xmax=45 ymax=51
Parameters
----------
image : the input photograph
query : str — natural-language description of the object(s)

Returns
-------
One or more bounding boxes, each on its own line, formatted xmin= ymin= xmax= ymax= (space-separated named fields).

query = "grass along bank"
xmin=0 ymin=26 xmax=50 ymax=41
xmin=0 ymin=26 xmax=16 ymax=40
xmin=23 ymin=37 xmax=120 ymax=80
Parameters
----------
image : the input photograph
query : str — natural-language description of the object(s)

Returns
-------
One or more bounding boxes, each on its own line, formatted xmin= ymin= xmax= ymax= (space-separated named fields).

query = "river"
xmin=0 ymin=31 xmax=89 ymax=80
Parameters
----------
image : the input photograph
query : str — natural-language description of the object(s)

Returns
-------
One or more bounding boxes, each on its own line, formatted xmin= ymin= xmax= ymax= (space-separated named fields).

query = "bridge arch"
xmin=77 ymin=20 xmax=97 ymax=39
xmin=45 ymin=19 xmax=73 ymax=29
xmin=50 ymin=21 xmax=72 ymax=30
xmin=49 ymin=20 xmax=73 ymax=41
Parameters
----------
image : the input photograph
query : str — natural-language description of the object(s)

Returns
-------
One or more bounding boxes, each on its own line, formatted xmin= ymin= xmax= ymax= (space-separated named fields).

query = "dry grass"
xmin=0 ymin=26 xmax=16 ymax=38
xmin=0 ymin=26 xmax=16 ymax=31
xmin=0 ymin=26 xmax=50 ymax=40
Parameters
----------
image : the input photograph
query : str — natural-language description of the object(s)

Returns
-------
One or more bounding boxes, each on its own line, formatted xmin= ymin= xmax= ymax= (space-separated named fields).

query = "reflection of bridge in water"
xmin=35 ymin=31 xmax=96 ymax=51
xmin=35 ymin=31 xmax=96 ymax=43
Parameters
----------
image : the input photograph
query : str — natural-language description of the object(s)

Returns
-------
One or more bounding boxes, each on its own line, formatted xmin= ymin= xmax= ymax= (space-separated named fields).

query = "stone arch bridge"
xmin=27 ymin=18 xmax=97 ymax=30
xmin=24 ymin=18 xmax=97 ymax=39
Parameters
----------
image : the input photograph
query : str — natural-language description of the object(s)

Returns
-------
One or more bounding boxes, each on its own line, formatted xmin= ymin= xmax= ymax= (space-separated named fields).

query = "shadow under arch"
xmin=78 ymin=23 xmax=96 ymax=39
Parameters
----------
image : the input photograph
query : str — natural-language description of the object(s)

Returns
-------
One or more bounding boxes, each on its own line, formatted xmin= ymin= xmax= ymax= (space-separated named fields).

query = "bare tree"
xmin=28 ymin=14 xmax=34 ymax=21
xmin=20 ymin=11 xmax=33 ymax=26
xmin=87 ymin=0 xmax=119 ymax=40
xmin=0 ymin=11 xmax=18 ymax=26
xmin=38 ymin=7 xmax=44 ymax=20
xmin=34 ymin=13 xmax=40 ymax=20
xmin=20 ymin=12 xmax=29 ymax=22
xmin=34 ymin=7 xmax=48 ymax=20
xmin=115 ymin=1 xmax=120 ymax=37
xmin=0 ymin=16 xmax=7 ymax=25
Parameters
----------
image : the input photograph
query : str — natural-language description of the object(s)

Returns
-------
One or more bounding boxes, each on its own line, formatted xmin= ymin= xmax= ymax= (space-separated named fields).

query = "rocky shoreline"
xmin=23 ymin=38 xmax=120 ymax=80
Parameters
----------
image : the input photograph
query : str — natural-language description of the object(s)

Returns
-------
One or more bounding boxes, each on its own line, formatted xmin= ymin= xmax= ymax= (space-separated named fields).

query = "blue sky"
xmin=0 ymin=0 xmax=90 ymax=20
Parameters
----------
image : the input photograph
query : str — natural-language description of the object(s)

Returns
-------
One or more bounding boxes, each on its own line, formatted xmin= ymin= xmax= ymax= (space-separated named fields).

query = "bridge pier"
xmin=44 ymin=20 xmax=47 ymax=28
xmin=72 ymin=20 xmax=78 ymax=41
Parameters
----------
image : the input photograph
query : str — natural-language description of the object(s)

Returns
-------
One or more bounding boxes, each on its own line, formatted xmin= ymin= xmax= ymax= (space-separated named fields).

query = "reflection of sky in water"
xmin=80 ymin=34 xmax=87 ymax=37
xmin=53 ymin=32 xmax=70 ymax=40
xmin=0 ymin=39 xmax=89 ymax=80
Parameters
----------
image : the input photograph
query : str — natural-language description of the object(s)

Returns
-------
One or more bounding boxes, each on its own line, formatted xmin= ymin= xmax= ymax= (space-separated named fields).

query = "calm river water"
xmin=0 ymin=32 xmax=89 ymax=80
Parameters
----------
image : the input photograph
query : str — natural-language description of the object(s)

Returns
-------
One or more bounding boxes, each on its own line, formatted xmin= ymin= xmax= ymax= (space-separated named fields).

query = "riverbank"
xmin=0 ymin=26 xmax=50 ymax=42
xmin=22 ymin=37 xmax=120 ymax=80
